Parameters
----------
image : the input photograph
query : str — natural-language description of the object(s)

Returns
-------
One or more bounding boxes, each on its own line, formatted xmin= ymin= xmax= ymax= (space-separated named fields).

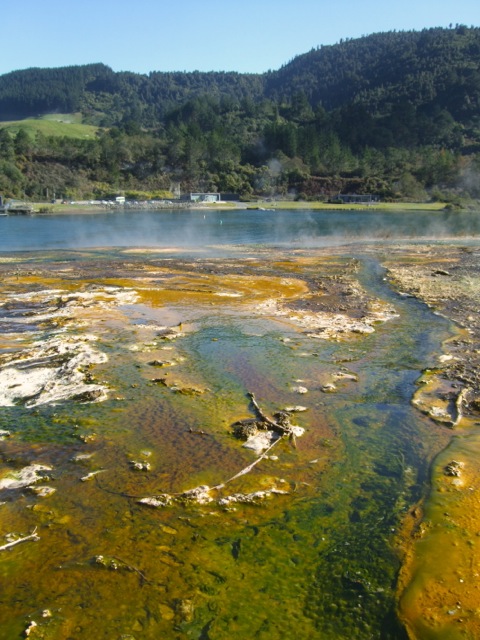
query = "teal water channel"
xmin=0 ymin=249 xmax=454 ymax=639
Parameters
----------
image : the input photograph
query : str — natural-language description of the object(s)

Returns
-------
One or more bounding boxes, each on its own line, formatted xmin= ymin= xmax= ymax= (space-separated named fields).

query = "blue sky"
xmin=2 ymin=0 xmax=479 ymax=76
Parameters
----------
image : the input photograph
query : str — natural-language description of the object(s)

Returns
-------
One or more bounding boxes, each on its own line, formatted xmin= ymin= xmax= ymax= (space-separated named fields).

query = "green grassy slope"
xmin=1 ymin=113 xmax=99 ymax=138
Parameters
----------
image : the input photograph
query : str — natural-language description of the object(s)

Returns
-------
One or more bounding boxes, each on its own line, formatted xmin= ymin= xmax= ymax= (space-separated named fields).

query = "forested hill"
xmin=1 ymin=26 xmax=479 ymax=127
xmin=0 ymin=64 xmax=265 ymax=125
xmin=266 ymin=26 xmax=480 ymax=116
xmin=1 ymin=26 xmax=480 ymax=203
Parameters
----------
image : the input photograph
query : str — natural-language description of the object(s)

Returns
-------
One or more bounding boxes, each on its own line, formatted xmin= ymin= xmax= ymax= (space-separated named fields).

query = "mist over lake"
xmin=1 ymin=208 xmax=480 ymax=251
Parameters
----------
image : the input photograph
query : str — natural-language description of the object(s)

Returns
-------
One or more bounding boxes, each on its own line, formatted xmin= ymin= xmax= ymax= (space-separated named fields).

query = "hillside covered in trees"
xmin=1 ymin=25 xmax=479 ymax=203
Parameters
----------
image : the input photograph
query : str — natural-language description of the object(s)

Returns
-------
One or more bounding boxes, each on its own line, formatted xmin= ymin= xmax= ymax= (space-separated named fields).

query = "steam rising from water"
xmin=460 ymin=166 xmax=480 ymax=199
xmin=1 ymin=208 xmax=480 ymax=253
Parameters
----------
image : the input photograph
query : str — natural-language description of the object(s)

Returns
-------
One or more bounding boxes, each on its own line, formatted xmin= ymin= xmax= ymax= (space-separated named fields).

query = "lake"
xmin=1 ymin=207 xmax=480 ymax=251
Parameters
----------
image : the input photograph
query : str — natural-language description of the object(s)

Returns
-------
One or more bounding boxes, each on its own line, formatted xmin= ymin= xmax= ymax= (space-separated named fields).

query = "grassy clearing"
xmin=1 ymin=113 xmax=99 ymax=139
xmin=35 ymin=200 xmax=456 ymax=215
xmin=264 ymin=200 xmax=449 ymax=212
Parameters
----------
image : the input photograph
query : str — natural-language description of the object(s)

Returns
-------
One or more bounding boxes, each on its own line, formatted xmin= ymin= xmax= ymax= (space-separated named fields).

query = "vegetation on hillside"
xmin=1 ymin=26 xmax=479 ymax=203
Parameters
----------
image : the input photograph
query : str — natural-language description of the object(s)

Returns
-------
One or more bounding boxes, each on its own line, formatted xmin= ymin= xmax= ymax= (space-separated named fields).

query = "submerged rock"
xmin=232 ymin=419 xmax=265 ymax=440
xmin=283 ymin=405 xmax=308 ymax=413
xmin=291 ymin=385 xmax=308 ymax=394
xmin=147 ymin=360 xmax=173 ymax=367
xmin=80 ymin=470 xmax=105 ymax=482
xmin=70 ymin=453 xmax=94 ymax=463
xmin=156 ymin=328 xmax=184 ymax=341
xmin=321 ymin=383 xmax=337 ymax=393
xmin=26 ymin=485 xmax=56 ymax=498
xmin=174 ymin=598 xmax=194 ymax=623
xmin=444 ymin=460 xmax=464 ymax=477
xmin=172 ymin=385 xmax=205 ymax=396
xmin=333 ymin=371 xmax=358 ymax=382
xmin=152 ymin=377 xmax=207 ymax=395
xmin=218 ymin=488 xmax=289 ymax=506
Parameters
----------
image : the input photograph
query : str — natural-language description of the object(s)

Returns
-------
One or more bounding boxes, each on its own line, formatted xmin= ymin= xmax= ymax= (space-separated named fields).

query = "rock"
xmin=333 ymin=371 xmax=358 ymax=381
xmin=173 ymin=385 xmax=205 ymax=396
xmin=0 ymin=464 xmax=52 ymax=490
xmin=147 ymin=360 xmax=172 ymax=367
xmin=218 ymin=488 xmax=289 ymax=506
xmin=80 ymin=470 xmax=105 ymax=482
xmin=70 ymin=453 xmax=94 ymax=463
xmin=232 ymin=419 xmax=263 ymax=439
xmin=0 ymin=430 xmax=11 ymax=440
xmin=321 ymin=383 xmax=337 ymax=393
xmin=243 ymin=430 xmax=280 ymax=454
xmin=444 ymin=460 xmax=464 ymax=477
xmin=174 ymin=599 xmax=194 ymax=623
xmin=71 ymin=388 xmax=104 ymax=403
xmin=138 ymin=495 xmax=172 ymax=508
xmin=292 ymin=385 xmax=308 ymax=394
xmin=130 ymin=461 xmax=151 ymax=471
xmin=179 ymin=485 xmax=213 ymax=504
xmin=0 ymin=333 xmax=108 ymax=408
xmin=272 ymin=411 xmax=292 ymax=427
xmin=26 ymin=485 xmax=56 ymax=498
xmin=24 ymin=621 xmax=38 ymax=637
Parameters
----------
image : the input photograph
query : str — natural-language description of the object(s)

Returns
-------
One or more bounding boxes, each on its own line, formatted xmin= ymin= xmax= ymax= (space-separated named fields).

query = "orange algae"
xmin=398 ymin=429 xmax=480 ymax=639
xmin=135 ymin=272 xmax=308 ymax=308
